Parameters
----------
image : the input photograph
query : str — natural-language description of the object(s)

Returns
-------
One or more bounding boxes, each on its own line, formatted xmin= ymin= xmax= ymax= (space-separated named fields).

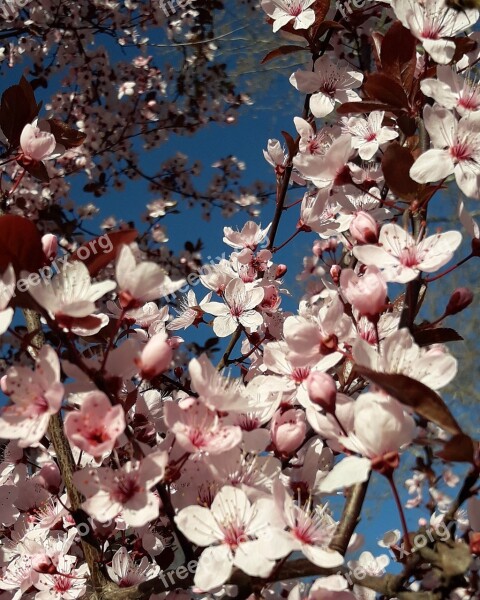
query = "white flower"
xmin=353 ymin=223 xmax=462 ymax=283
xmin=290 ymin=56 xmax=363 ymax=118
xmin=0 ymin=264 xmax=15 ymax=335
xmin=202 ymin=278 xmax=264 ymax=337
xmin=421 ymin=67 xmax=480 ymax=116
xmin=341 ymin=111 xmax=398 ymax=160
xmin=261 ymin=0 xmax=316 ymax=33
xmin=410 ymin=105 xmax=480 ymax=199
xmin=175 ymin=486 xmax=288 ymax=591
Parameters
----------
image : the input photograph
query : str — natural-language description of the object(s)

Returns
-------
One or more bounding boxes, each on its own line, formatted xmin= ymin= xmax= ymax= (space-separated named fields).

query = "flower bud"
xmin=275 ymin=264 xmax=287 ymax=278
xmin=350 ymin=211 xmax=379 ymax=244
xmin=330 ymin=264 xmax=341 ymax=285
xmin=41 ymin=234 xmax=58 ymax=263
xmin=271 ymin=408 xmax=306 ymax=455
xmin=445 ymin=287 xmax=474 ymax=316
xmin=340 ymin=266 xmax=387 ymax=318
xmin=306 ymin=372 xmax=337 ymax=413
xmin=138 ymin=333 xmax=173 ymax=379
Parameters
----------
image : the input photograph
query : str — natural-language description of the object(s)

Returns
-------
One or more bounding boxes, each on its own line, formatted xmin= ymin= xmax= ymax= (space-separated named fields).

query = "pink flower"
xmin=317 ymin=393 xmax=416 ymax=493
xmin=272 ymin=482 xmax=344 ymax=568
xmin=106 ymin=547 xmax=159 ymax=587
xmin=73 ymin=451 xmax=168 ymax=527
xmin=353 ymin=223 xmax=462 ymax=283
xmin=421 ymin=66 xmax=480 ymax=116
xmin=409 ymin=106 xmax=480 ymax=199
xmin=306 ymin=372 xmax=337 ymax=413
xmin=167 ymin=289 xmax=212 ymax=331
xmin=342 ymin=111 xmax=398 ymax=160
xmin=349 ymin=211 xmax=379 ymax=244
xmin=223 ymin=221 xmax=271 ymax=250
xmin=115 ymin=244 xmax=185 ymax=308
xmin=290 ymin=56 xmax=363 ymax=118
xmin=202 ymin=278 xmax=264 ymax=337
xmin=20 ymin=120 xmax=62 ymax=163
xmin=340 ymin=266 xmax=387 ymax=318
xmin=261 ymin=0 xmax=316 ymax=33
xmin=271 ymin=408 xmax=306 ymax=455
xmin=0 ymin=264 xmax=15 ymax=335
xmin=164 ymin=397 xmax=242 ymax=456
xmin=175 ymin=486 xmax=288 ymax=590
xmin=64 ymin=391 xmax=125 ymax=457
xmin=0 ymin=346 xmax=64 ymax=448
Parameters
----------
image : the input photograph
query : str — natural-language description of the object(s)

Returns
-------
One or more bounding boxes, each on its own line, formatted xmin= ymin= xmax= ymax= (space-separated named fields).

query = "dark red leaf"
xmin=437 ymin=434 xmax=476 ymax=464
xmin=261 ymin=45 xmax=307 ymax=64
xmin=0 ymin=77 xmax=41 ymax=148
xmin=336 ymin=101 xmax=403 ymax=115
xmin=413 ymin=328 xmax=463 ymax=347
xmin=18 ymin=158 xmax=50 ymax=183
xmin=69 ymin=229 xmax=138 ymax=276
xmin=355 ymin=366 xmax=463 ymax=436
xmin=47 ymin=119 xmax=87 ymax=149
xmin=0 ymin=214 xmax=45 ymax=275
xmin=382 ymin=142 xmax=420 ymax=199
xmin=381 ymin=22 xmax=416 ymax=93
xmin=364 ymin=73 xmax=410 ymax=109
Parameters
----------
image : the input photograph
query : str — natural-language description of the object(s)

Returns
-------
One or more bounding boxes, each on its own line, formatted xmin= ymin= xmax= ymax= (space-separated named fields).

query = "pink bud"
xmin=445 ymin=287 xmax=473 ymax=316
xmin=138 ymin=333 xmax=173 ymax=379
xmin=330 ymin=264 xmax=341 ymax=285
xmin=271 ymin=408 xmax=306 ymax=455
xmin=340 ymin=266 xmax=387 ymax=318
xmin=306 ymin=372 xmax=337 ymax=413
xmin=20 ymin=122 xmax=57 ymax=162
xmin=276 ymin=264 xmax=288 ymax=278
xmin=350 ymin=211 xmax=379 ymax=244
xmin=1 ymin=375 xmax=9 ymax=394
xmin=41 ymin=234 xmax=58 ymax=263
xmin=36 ymin=462 xmax=62 ymax=495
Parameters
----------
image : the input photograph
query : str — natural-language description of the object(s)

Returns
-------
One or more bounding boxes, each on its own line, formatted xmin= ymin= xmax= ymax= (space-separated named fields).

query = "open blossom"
xmin=317 ymin=393 xmax=416 ymax=493
xmin=107 ymin=547 xmax=159 ymax=587
xmin=73 ymin=451 xmax=167 ymax=527
xmin=167 ymin=289 xmax=212 ymax=330
xmin=353 ymin=223 xmax=462 ymax=283
xmin=261 ymin=0 xmax=316 ymax=33
xmin=32 ymin=261 xmax=116 ymax=332
xmin=341 ymin=111 xmax=398 ymax=160
xmin=223 ymin=221 xmax=271 ymax=250
xmin=391 ymin=0 xmax=478 ymax=64
xmin=35 ymin=557 xmax=88 ymax=600
xmin=421 ymin=67 xmax=480 ymax=116
xmin=20 ymin=120 xmax=63 ymax=163
xmin=202 ymin=278 xmax=264 ymax=337
xmin=410 ymin=106 xmax=480 ymax=199
xmin=164 ymin=397 xmax=243 ymax=456
xmin=175 ymin=486 xmax=288 ymax=591
xmin=115 ymin=244 xmax=186 ymax=308
xmin=353 ymin=327 xmax=458 ymax=391
xmin=290 ymin=56 xmax=363 ymax=118
xmin=0 ymin=264 xmax=15 ymax=335
xmin=272 ymin=482 xmax=344 ymax=568
xmin=64 ymin=391 xmax=125 ymax=457
xmin=0 ymin=346 xmax=64 ymax=448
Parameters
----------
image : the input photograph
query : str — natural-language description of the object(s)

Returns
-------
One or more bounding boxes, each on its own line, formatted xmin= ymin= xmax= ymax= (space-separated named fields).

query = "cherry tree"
xmin=0 ymin=1 xmax=479 ymax=600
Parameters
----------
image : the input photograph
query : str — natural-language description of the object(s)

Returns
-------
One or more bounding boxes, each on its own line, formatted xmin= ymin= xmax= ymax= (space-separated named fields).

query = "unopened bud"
xmin=330 ymin=264 xmax=341 ymax=285
xmin=174 ymin=366 xmax=183 ymax=379
xmin=137 ymin=333 xmax=173 ymax=379
xmin=445 ymin=287 xmax=474 ymax=316
xmin=41 ymin=234 xmax=58 ymax=263
xmin=306 ymin=372 xmax=337 ymax=413
xmin=276 ymin=264 xmax=287 ymax=278
xmin=350 ymin=211 xmax=378 ymax=244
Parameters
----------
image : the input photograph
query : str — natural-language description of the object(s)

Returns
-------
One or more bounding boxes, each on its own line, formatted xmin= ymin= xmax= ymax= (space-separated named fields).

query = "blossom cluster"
xmin=0 ymin=0 xmax=480 ymax=600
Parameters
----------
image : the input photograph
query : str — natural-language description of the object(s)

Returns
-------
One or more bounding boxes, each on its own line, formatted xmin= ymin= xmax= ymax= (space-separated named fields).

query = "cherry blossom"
xmin=175 ymin=486 xmax=287 ymax=591
xmin=409 ymin=105 xmax=480 ymax=198
xmin=64 ymin=391 xmax=125 ymax=457
xmin=106 ymin=547 xmax=159 ymax=587
xmin=19 ymin=120 xmax=64 ymax=163
xmin=261 ymin=0 xmax=316 ymax=33
xmin=164 ymin=397 xmax=243 ymax=456
xmin=223 ymin=221 xmax=271 ymax=250
xmin=353 ymin=223 xmax=462 ymax=283
xmin=290 ymin=57 xmax=363 ymax=118
xmin=421 ymin=67 xmax=480 ymax=116
xmin=73 ymin=451 xmax=167 ymax=527
xmin=0 ymin=264 xmax=15 ymax=335
xmin=202 ymin=278 xmax=264 ymax=337
xmin=0 ymin=346 xmax=64 ymax=448
xmin=391 ymin=0 xmax=478 ymax=64
xmin=341 ymin=112 xmax=398 ymax=160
